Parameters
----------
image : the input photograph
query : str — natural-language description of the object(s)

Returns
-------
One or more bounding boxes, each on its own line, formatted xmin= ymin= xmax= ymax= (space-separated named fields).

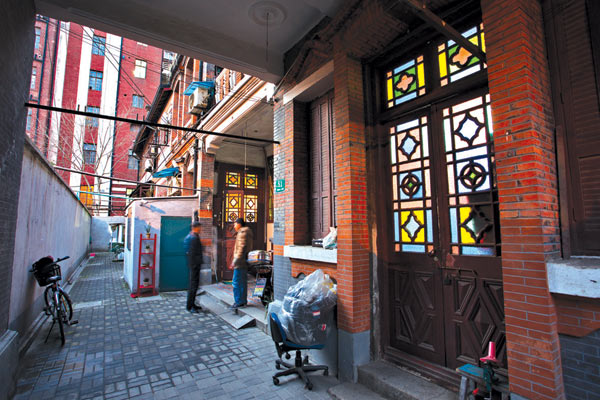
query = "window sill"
xmin=284 ymin=245 xmax=337 ymax=264
xmin=547 ymin=257 xmax=600 ymax=298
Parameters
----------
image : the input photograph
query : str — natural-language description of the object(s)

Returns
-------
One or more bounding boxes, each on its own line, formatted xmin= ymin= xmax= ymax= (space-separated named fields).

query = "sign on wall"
xmin=275 ymin=179 xmax=285 ymax=193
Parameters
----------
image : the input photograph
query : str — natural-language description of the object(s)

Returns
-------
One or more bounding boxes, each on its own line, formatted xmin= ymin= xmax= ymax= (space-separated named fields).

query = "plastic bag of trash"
xmin=322 ymin=227 xmax=337 ymax=249
xmin=278 ymin=269 xmax=337 ymax=346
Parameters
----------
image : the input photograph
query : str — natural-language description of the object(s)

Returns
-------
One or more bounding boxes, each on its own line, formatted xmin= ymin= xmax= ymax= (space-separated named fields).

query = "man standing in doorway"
xmin=184 ymin=221 xmax=203 ymax=313
xmin=231 ymin=218 xmax=253 ymax=308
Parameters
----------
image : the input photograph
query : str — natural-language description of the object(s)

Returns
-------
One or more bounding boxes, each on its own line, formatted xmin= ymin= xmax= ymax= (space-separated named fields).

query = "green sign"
xmin=275 ymin=179 xmax=285 ymax=193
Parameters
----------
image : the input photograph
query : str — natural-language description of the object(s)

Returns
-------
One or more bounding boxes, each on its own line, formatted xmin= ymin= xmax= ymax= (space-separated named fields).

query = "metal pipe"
xmin=24 ymin=102 xmax=280 ymax=145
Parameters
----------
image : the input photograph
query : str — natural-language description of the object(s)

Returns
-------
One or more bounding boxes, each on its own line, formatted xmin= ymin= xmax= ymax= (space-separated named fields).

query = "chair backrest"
xmin=269 ymin=313 xmax=285 ymax=344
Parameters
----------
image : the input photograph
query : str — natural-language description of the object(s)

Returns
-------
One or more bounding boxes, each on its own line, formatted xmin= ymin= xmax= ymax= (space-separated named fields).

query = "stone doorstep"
xmin=198 ymin=285 xmax=268 ymax=333
xmin=328 ymin=382 xmax=387 ymax=400
xmin=356 ymin=360 xmax=456 ymax=400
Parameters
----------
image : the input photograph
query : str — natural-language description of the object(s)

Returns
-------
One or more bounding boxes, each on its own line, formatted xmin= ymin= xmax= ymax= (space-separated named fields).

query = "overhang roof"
xmin=35 ymin=0 xmax=346 ymax=82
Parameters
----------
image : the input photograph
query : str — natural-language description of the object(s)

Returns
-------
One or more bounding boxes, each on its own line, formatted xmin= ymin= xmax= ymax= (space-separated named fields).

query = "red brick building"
xmin=26 ymin=17 xmax=164 ymax=215
xmin=271 ymin=0 xmax=600 ymax=399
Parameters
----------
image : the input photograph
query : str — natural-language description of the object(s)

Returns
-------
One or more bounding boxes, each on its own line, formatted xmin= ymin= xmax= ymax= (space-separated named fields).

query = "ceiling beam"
xmin=402 ymin=0 xmax=486 ymax=62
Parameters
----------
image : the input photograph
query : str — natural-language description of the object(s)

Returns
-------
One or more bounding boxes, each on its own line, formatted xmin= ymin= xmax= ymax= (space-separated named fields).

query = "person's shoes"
xmin=187 ymin=307 xmax=201 ymax=313
xmin=238 ymin=303 xmax=247 ymax=308
xmin=192 ymin=305 xmax=202 ymax=311
xmin=229 ymin=303 xmax=240 ymax=309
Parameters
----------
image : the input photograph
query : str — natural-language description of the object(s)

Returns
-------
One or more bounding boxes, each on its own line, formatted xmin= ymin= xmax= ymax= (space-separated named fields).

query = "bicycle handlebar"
xmin=55 ymin=256 xmax=70 ymax=263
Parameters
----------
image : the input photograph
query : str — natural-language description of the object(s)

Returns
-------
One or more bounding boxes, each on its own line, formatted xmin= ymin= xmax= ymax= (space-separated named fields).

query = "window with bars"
xmin=26 ymin=109 xmax=32 ymax=131
xmin=83 ymin=143 xmax=96 ymax=165
xmin=132 ymin=95 xmax=144 ymax=108
xmin=92 ymin=35 xmax=106 ymax=56
xmin=134 ymin=60 xmax=147 ymax=79
xmin=85 ymin=106 xmax=99 ymax=128
xmin=89 ymin=70 xmax=103 ymax=91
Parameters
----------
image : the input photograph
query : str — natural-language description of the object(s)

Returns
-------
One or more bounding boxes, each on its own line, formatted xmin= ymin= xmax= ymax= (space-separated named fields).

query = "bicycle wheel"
xmin=43 ymin=286 xmax=55 ymax=316
xmin=58 ymin=291 xmax=73 ymax=322
xmin=56 ymin=302 xmax=65 ymax=345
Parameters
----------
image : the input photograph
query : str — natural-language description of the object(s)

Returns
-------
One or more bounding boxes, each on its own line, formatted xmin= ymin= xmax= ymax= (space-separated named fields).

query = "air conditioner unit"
xmin=34 ymin=54 xmax=42 ymax=61
xmin=188 ymin=87 xmax=210 ymax=114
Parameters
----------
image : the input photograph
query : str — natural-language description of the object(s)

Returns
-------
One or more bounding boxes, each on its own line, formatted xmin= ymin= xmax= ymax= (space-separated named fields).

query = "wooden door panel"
xmin=445 ymin=274 xmax=506 ymax=370
xmin=389 ymin=266 xmax=445 ymax=365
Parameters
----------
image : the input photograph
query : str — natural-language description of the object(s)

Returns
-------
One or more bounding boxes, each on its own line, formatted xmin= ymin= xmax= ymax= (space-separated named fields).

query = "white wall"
xmin=9 ymin=139 xmax=91 ymax=335
xmin=91 ymin=216 xmax=126 ymax=251
xmin=124 ymin=197 xmax=198 ymax=292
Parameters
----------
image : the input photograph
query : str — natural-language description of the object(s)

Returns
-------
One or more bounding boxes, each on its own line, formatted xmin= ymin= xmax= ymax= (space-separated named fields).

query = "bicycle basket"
xmin=32 ymin=257 xmax=61 ymax=287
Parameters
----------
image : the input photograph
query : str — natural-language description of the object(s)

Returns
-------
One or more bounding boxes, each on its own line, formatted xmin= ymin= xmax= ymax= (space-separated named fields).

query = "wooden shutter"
xmin=310 ymin=91 xmax=335 ymax=240
xmin=546 ymin=0 xmax=600 ymax=255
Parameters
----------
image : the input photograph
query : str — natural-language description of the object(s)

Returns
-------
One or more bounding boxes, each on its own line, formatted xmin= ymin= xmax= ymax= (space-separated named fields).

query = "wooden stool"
xmin=456 ymin=364 xmax=510 ymax=400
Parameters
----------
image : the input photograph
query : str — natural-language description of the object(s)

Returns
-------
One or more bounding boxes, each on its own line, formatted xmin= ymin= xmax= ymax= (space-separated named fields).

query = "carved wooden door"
xmin=384 ymin=89 xmax=505 ymax=371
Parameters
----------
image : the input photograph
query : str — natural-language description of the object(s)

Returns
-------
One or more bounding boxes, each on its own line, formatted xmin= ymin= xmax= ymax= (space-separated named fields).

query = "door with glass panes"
xmin=379 ymin=24 xmax=506 ymax=372
xmin=216 ymin=164 xmax=264 ymax=281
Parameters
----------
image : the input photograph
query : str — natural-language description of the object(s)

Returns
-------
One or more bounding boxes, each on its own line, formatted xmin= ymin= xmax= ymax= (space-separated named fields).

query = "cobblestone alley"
xmin=13 ymin=254 xmax=337 ymax=400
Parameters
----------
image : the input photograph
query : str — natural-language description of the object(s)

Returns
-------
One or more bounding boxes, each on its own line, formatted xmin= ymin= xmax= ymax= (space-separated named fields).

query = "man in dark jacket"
xmin=184 ymin=221 xmax=203 ymax=313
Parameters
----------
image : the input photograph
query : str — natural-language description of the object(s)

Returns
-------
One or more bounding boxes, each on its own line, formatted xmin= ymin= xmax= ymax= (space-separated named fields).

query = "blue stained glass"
xmin=403 ymin=244 xmax=425 ymax=253
xmin=426 ymin=210 xmax=433 ymax=242
xmin=390 ymin=135 xmax=397 ymax=164
xmin=394 ymin=211 xmax=399 ymax=241
xmin=450 ymin=208 xmax=458 ymax=242
xmin=399 ymin=171 xmax=423 ymax=200
xmin=394 ymin=59 xmax=415 ymax=75
xmin=463 ymin=27 xmax=478 ymax=38
xmin=450 ymin=64 xmax=481 ymax=83
xmin=397 ymin=119 xmax=419 ymax=132
xmin=462 ymin=246 xmax=494 ymax=256
xmin=400 ymin=134 xmax=418 ymax=158
xmin=395 ymin=92 xmax=417 ymax=105
xmin=457 ymin=159 xmax=490 ymax=193
xmin=486 ymin=105 xmax=494 ymax=136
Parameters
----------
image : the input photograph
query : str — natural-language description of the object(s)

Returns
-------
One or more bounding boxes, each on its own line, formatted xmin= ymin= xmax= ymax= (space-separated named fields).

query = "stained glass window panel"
xmin=438 ymin=24 xmax=486 ymax=86
xmin=445 ymin=93 xmax=499 ymax=256
xmin=225 ymin=193 xmax=241 ymax=222
xmin=226 ymin=172 xmax=240 ymax=188
xmin=386 ymin=55 xmax=426 ymax=108
xmin=244 ymin=195 xmax=258 ymax=222
xmin=389 ymin=116 xmax=433 ymax=253
xmin=245 ymin=174 xmax=257 ymax=189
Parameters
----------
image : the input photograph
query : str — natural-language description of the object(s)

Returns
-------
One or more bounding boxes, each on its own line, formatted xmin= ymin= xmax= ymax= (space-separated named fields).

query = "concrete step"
xmin=328 ymin=382 xmax=387 ymax=400
xmin=199 ymin=285 xmax=269 ymax=333
xmin=198 ymin=294 xmax=255 ymax=330
xmin=357 ymin=360 xmax=456 ymax=400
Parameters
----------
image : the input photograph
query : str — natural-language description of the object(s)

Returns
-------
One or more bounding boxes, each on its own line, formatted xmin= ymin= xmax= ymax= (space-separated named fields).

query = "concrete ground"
xmin=13 ymin=253 xmax=338 ymax=400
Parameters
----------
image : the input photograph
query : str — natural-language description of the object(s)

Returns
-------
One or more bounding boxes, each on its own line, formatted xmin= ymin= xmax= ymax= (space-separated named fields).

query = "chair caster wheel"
xmin=324 ymin=368 xmax=329 ymax=376
xmin=306 ymin=382 xmax=313 ymax=390
xmin=275 ymin=363 xmax=281 ymax=370
xmin=273 ymin=377 xmax=279 ymax=386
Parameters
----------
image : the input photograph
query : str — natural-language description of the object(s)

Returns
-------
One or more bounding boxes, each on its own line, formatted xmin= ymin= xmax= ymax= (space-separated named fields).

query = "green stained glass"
xmin=439 ymin=24 xmax=486 ymax=86
xmin=386 ymin=56 xmax=426 ymax=108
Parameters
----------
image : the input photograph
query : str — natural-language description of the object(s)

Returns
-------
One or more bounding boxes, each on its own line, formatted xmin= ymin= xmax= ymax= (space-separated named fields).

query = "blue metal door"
xmin=159 ymin=216 xmax=191 ymax=291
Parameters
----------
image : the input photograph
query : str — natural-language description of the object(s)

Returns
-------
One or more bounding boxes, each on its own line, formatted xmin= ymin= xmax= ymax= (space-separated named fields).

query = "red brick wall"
xmin=482 ymin=0 xmax=565 ymax=398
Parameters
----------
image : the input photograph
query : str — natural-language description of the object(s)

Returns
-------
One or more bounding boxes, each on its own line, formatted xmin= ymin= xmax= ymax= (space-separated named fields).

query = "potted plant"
xmin=144 ymin=224 xmax=151 ymax=238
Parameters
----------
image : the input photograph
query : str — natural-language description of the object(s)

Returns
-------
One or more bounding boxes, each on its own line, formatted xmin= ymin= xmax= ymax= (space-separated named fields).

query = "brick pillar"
xmin=482 ymin=0 xmax=565 ymax=398
xmin=198 ymin=150 xmax=214 ymax=285
xmin=333 ymin=47 xmax=371 ymax=380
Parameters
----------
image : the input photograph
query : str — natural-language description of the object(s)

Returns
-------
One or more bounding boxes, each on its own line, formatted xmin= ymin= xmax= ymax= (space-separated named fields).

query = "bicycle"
xmin=31 ymin=256 xmax=78 ymax=345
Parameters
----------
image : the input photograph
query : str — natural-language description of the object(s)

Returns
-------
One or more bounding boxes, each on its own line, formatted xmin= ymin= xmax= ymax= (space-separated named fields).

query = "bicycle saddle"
xmin=47 ymin=276 xmax=61 ymax=283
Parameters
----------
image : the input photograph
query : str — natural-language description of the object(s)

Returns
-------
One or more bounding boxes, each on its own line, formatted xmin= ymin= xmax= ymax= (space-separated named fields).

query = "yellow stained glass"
xmin=481 ymin=32 xmax=486 ymax=53
xmin=459 ymin=206 xmax=476 ymax=244
xmin=226 ymin=172 xmax=240 ymax=188
xmin=245 ymin=174 xmax=257 ymax=189
xmin=439 ymin=53 xmax=447 ymax=78
xmin=417 ymin=63 xmax=425 ymax=87
xmin=387 ymin=79 xmax=393 ymax=100
xmin=400 ymin=210 xmax=425 ymax=243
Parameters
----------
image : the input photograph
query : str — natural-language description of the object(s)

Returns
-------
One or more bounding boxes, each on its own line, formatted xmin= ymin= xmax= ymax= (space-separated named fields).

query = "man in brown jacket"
xmin=231 ymin=218 xmax=253 ymax=308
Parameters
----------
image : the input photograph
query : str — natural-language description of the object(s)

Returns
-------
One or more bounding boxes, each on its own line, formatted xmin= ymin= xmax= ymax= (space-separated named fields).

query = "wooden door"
xmin=384 ymin=90 xmax=505 ymax=371
xmin=216 ymin=164 xmax=265 ymax=281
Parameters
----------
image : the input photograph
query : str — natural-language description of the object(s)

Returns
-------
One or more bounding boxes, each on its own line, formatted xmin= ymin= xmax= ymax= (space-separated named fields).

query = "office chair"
xmin=269 ymin=312 xmax=329 ymax=390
